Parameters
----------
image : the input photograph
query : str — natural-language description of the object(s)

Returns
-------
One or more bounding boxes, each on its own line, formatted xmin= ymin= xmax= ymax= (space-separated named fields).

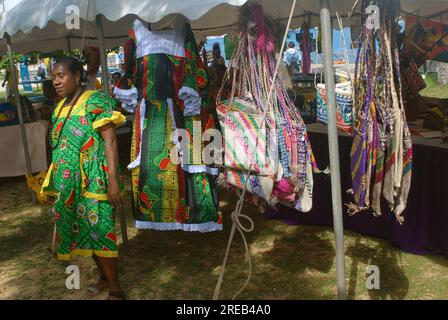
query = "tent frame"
xmin=319 ymin=0 xmax=346 ymax=300
xmin=4 ymin=32 xmax=36 ymax=203
xmin=16 ymin=0 xmax=448 ymax=298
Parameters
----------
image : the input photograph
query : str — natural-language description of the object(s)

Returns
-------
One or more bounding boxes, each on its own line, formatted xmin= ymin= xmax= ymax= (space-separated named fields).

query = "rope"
xmin=212 ymin=0 xmax=297 ymax=300
xmin=79 ymin=0 xmax=92 ymax=58
xmin=348 ymin=0 xmax=360 ymax=19
xmin=335 ymin=11 xmax=354 ymax=87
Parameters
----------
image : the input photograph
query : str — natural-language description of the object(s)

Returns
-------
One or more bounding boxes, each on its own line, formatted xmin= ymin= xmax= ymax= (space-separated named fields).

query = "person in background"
xmin=7 ymin=92 xmax=36 ymax=123
xmin=37 ymin=59 xmax=48 ymax=80
xmin=2 ymin=67 xmax=19 ymax=100
xmin=283 ymin=41 xmax=302 ymax=76
xmin=41 ymin=80 xmax=58 ymax=163
xmin=83 ymin=46 xmax=103 ymax=90
xmin=112 ymin=72 xmax=121 ymax=88
xmin=40 ymin=80 xmax=62 ymax=165
xmin=110 ymin=72 xmax=131 ymax=114
xmin=210 ymin=42 xmax=226 ymax=67
xmin=40 ymin=80 xmax=62 ymax=121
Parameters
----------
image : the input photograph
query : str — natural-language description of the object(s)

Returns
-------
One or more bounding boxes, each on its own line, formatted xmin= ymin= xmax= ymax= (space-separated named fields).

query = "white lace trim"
xmin=127 ymin=99 xmax=146 ymax=170
xmin=178 ymin=86 xmax=201 ymax=116
xmin=113 ymin=87 xmax=138 ymax=98
xmin=133 ymin=19 xmax=185 ymax=58
xmin=178 ymin=86 xmax=199 ymax=99
xmin=113 ymin=87 xmax=138 ymax=113
xmin=135 ymin=221 xmax=223 ymax=232
xmin=182 ymin=165 xmax=219 ymax=175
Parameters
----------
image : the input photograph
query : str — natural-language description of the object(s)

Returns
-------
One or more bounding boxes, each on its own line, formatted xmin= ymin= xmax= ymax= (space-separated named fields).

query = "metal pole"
xmin=5 ymin=33 xmax=36 ymax=203
xmin=319 ymin=0 xmax=346 ymax=300
xmin=66 ymin=36 xmax=72 ymax=54
xmin=95 ymin=14 xmax=110 ymax=93
xmin=119 ymin=206 xmax=128 ymax=246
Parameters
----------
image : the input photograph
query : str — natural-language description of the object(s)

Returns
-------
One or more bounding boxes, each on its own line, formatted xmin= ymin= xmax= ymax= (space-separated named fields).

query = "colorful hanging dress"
xmin=41 ymin=90 xmax=126 ymax=260
xmin=125 ymin=19 xmax=222 ymax=232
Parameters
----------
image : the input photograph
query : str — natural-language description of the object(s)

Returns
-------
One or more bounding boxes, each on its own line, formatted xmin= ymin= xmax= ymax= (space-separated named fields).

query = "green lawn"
xmin=1 ymin=172 xmax=447 ymax=300
xmin=420 ymin=72 xmax=448 ymax=99
xmin=1 ymin=93 xmax=448 ymax=300
xmin=0 ymin=88 xmax=43 ymax=102
xmin=0 ymin=71 xmax=43 ymax=101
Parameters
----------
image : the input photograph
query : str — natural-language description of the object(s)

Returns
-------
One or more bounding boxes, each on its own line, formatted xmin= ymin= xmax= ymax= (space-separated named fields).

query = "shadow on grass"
xmin=259 ymin=225 xmax=336 ymax=299
xmin=0 ymin=206 xmax=53 ymax=262
xmin=117 ymin=189 xmax=264 ymax=299
xmin=345 ymin=234 xmax=409 ymax=300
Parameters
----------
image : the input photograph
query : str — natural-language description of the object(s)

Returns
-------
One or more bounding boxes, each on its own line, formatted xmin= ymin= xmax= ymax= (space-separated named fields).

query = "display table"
xmin=0 ymin=120 xmax=48 ymax=177
xmin=266 ymin=123 xmax=448 ymax=258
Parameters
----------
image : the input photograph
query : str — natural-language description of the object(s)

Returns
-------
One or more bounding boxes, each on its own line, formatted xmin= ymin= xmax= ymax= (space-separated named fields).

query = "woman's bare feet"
xmin=106 ymin=291 xmax=127 ymax=300
xmin=87 ymin=276 xmax=109 ymax=296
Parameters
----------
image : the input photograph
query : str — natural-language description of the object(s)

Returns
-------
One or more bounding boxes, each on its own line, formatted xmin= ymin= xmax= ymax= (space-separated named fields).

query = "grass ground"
xmin=1 ymin=173 xmax=448 ymax=300
xmin=1 ymin=76 xmax=448 ymax=300
xmin=0 ymin=87 xmax=43 ymax=101
xmin=420 ymin=72 xmax=448 ymax=99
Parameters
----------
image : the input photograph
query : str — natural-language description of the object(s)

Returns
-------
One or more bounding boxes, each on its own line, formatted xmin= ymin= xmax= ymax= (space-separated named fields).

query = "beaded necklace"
xmin=49 ymin=87 xmax=85 ymax=150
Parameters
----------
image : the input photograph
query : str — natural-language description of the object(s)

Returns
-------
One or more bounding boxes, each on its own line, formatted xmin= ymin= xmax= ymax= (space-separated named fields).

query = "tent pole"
xmin=66 ymin=36 xmax=72 ymax=54
xmin=319 ymin=0 xmax=346 ymax=300
xmin=95 ymin=14 xmax=110 ymax=93
xmin=5 ymin=33 xmax=36 ymax=203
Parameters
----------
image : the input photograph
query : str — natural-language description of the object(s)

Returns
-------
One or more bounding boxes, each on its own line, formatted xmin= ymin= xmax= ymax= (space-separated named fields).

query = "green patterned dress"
xmin=41 ymin=90 xmax=126 ymax=261
xmin=125 ymin=20 xmax=222 ymax=232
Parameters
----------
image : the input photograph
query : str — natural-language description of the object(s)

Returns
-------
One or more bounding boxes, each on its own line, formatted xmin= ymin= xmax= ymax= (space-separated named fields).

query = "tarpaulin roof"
xmin=0 ymin=0 xmax=447 ymax=54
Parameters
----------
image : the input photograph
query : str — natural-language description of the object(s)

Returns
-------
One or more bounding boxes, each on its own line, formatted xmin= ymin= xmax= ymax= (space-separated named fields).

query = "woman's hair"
xmin=53 ymin=56 xmax=88 ymax=83
xmin=213 ymin=42 xmax=221 ymax=51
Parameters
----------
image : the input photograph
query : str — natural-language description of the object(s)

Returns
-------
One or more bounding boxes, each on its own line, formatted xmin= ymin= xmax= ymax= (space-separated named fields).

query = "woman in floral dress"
xmin=41 ymin=57 xmax=126 ymax=300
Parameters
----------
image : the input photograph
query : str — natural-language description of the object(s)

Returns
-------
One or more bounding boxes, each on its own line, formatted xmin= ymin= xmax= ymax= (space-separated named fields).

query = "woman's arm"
xmin=99 ymin=123 xmax=123 ymax=208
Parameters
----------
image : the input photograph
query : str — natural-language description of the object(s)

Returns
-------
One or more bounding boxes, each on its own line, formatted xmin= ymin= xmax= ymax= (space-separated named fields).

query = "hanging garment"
xmin=125 ymin=19 xmax=222 ymax=232
xmin=299 ymin=22 xmax=311 ymax=75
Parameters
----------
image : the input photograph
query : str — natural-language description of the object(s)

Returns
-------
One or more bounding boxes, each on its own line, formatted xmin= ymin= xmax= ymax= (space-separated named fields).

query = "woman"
xmin=41 ymin=56 xmax=126 ymax=300
xmin=40 ymin=80 xmax=62 ymax=121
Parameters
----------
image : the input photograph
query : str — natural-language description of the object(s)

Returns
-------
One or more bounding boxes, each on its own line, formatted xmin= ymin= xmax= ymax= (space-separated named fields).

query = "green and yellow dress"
xmin=124 ymin=20 xmax=222 ymax=232
xmin=41 ymin=90 xmax=126 ymax=261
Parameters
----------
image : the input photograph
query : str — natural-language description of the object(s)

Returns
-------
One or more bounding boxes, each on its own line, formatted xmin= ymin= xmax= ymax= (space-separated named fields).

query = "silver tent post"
xmin=319 ymin=0 xmax=346 ymax=300
xmin=5 ymin=33 xmax=36 ymax=203
xmin=66 ymin=36 xmax=72 ymax=53
xmin=95 ymin=12 xmax=127 ymax=244
xmin=95 ymin=14 xmax=110 ymax=93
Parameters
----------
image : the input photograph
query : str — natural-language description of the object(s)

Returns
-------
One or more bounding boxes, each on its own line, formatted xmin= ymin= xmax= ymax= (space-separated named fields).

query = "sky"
xmin=2 ymin=0 xmax=21 ymax=11
xmin=205 ymin=27 xmax=358 ymax=64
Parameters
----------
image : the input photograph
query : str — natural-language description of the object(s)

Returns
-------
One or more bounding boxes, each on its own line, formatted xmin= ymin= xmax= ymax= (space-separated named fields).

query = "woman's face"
xmin=113 ymin=74 xmax=121 ymax=83
xmin=52 ymin=63 xmax=80 ymax=98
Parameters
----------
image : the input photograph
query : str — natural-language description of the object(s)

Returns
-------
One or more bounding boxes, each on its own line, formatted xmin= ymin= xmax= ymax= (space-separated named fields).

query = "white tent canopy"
xmin=1 ymin=0 xmax=447 ymax=54
xmin=0 ymin=0 xmax=447 ymax=300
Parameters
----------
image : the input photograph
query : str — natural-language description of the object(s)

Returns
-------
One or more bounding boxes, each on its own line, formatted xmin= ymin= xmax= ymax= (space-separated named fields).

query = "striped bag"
xmin=216 ymin=97 xmax=273 ymax=176
xmin=316 ymin=82 xmax=353 ymax=134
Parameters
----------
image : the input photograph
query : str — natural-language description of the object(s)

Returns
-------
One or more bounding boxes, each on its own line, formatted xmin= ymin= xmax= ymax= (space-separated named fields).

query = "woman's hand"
xmin=44 ymin=195 xmax=57 ymax=206
xmin=107 ymin=178 xmax=123 ymax=209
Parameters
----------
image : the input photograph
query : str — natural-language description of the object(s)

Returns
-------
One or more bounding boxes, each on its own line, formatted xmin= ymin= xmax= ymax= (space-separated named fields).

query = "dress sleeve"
xmin=178 ymin=23 xmax=208 ymax=117
xmin=86 ymin=91 xmax=126 ymax=131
